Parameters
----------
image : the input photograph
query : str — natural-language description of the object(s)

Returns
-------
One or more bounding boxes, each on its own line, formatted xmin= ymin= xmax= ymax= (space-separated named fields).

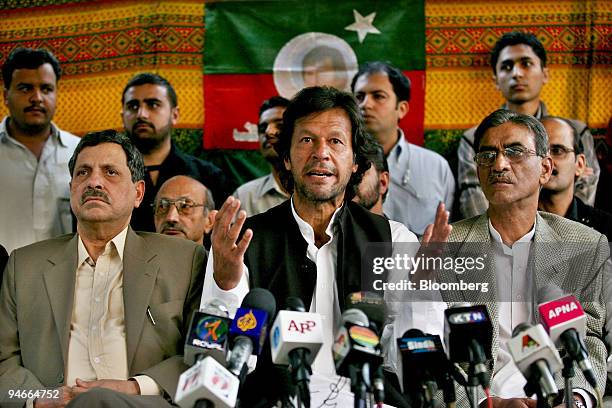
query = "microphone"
xmin=398 ymin=328 xmax=452 ymax=407
xmin=270 ymin=297 xmax=323 ymax=365
xmin=345 ymin=291 xmax=386 ymax=335
xmin=332 ymin=308 xmax=383 ymax=407
xmin=444 ymin=304 xmax=492 ymax=389
xmin=226 ymin=288 xmax=276 ymax=379
xmin=537 ymin=287 xmax=597 ymax=388
xmin=184 ymin=300 xmax=232 ymax=366
xmin=270 ymin=297 xmax=323 ymax=408
xmin=507 ymin=323 xmax=562 ymax=402
xmin=345 ymin=292 xmax=387 ymax=406
xmin=175 ymin=356 xmax=240 ymax=408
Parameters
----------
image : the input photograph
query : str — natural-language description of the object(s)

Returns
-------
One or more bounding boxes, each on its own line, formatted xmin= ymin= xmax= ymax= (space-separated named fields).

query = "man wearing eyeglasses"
xmin=457 ymin=31 xmax=600 ymax=219
xmin=538 ymin=117 xmax=612 ymax=241
xmin=438 ymin=109 xmax=608 ymax=407
xmin=121 ymin=73 xmax=233 ymax=232
xmin=153 ymin=175 xmax=216 ymax=247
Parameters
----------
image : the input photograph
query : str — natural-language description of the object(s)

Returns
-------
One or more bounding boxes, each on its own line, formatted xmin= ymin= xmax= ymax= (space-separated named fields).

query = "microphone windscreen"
xmin=200 ymin=299 xmax=230 ymax=317
xmin=401 ymin=328 xmax=426 ymax=338
xmin=241 ymin=288 xmax=277 ymax=322
xmin=341 ymin=308 xmax=369 ymax=327
xmin=537 ymin=284 xmax=566 ymax=304
xmin=512 ymin=322 xmax=532 ymax=337
xmin=286 ymin=296 xmax=306 ymax=312
xmin=346 ymin=291 xmax=386 ymax=329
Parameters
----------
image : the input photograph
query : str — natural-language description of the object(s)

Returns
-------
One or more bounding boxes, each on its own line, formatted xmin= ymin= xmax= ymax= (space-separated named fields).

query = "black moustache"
xmin=81 ymin=189 xmax=110 ymax=204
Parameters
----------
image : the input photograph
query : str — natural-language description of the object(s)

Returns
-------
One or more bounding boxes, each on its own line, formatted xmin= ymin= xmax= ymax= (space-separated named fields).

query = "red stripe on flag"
xmin=204 ymin=74 xmax=277 ymax=150
xmin=203 ymin=71 xmax=425 ymax=149
xmin=400 ymin=70 xmax=425 ymax=146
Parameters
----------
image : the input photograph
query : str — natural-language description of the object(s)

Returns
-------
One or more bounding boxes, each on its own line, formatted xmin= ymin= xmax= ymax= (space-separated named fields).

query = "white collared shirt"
xmin=488 ymin=220 xmax=593 ymax=406
xmin=233 ymin=173 xmax=289 ymax=217
xmin=201 ymin=198 xmax=418 ymax=376
xmin=67 ymin=226 xmax=160 ymax=395
xmin=488 ymin=218 xmax=536 ymax=399
xmin=0 ymin=117 xmax=80 ymax=253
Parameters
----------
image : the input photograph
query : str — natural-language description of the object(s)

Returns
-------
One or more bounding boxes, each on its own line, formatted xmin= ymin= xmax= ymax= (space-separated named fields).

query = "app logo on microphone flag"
xmin=400 ymin=337 xmax=437 ymax=353
xmin=237 ymin=310 xmax=258 ymax=332
xmin=209 ymin=365 xmax=232 ymax=399
xmin=448 ymin=310 xmax=488 ymax=325
xmin=196 ymin=316 xmax=228 ymax=342
xmin=521 ymin=334 xmax=539 ymax=352
xmin=349 ymin=326 xmax=379 ymax=348
xmin=272 ymin=326 xmax=280 ymax=348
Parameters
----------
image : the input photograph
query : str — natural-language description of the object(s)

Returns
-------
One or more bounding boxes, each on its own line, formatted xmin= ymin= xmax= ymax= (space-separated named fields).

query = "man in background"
xmin=458 ymin=31 xmax=599 ymax=219
xmin=538 ymin=116 xmax=612 ymax=239
xmin=0 ymin=47 xmax=80 ymax=252
xmin=233 ymin=96 xmax=290 ymax=216
xmin=352 ymin=61 xmax=455 ymax=236
xmin=121 ymin=72 xmax=231 ymax=232
xmin=154 ymin=175 xmax=215 ymax=247
xmin=352 ymin=142 xmax=389 ymax=217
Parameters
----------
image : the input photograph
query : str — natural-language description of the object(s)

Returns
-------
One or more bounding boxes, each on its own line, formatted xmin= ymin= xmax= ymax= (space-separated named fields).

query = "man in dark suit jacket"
xmin=0 ymin=130 xmax=205 ymax=407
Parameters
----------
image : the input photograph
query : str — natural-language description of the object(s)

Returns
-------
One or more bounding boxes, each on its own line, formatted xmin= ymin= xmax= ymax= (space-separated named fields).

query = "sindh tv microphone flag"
xmin=203 ymin=0 xmax=425 ymax=149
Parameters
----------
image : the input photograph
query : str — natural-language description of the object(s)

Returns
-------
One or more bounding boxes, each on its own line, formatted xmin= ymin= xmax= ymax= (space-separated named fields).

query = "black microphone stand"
xmin=561 ymin=355 xmax=574 ymax=408
xmin=523 ymin=376 xmax=553 ymax=408
xmin=288 ymin=348 xmax=312 ymax=408
xmin=350 ymin=363 xmax=369 ymax=408
xmin=466 ymin=339 xmax=489 ymax=408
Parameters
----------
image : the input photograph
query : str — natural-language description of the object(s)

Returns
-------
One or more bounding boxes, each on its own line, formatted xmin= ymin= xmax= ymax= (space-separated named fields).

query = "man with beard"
xmin=538 ymin=116 xmax=612 ymax=239
xmin=0 ymin=47 xmax=80 ymax=252
xmin=457 ymin=31 xmax=599 ymax=219
xmin=202 ymin=86 xmax=450 ymax=406
xmin=352 ymin=141 xmax=390 ymax=216
xmin=233 ymin=96 xmax=290 ymax=216
xmin=121 ymin=73 xmax=231 ymax=232
xmin=154 ymin=175 xmax=215 ymax=248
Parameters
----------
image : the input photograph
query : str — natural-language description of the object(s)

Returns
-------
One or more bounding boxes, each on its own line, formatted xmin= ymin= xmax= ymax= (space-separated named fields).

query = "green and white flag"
xmin=204 ymin=0 xmax=425 ymax=149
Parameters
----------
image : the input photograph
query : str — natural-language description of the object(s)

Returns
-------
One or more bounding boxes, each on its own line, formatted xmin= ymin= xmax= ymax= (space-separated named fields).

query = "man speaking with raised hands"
xmin=201 ymin=86 xmax=452 ymax=406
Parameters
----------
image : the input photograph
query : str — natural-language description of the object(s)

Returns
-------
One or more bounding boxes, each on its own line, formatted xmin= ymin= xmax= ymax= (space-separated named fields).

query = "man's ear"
xmin=379 ymin=171 xmax=390 ymax=196
xmin=3 ymin=88 xmax=8 ymax=108
xmin=133 ymin=180 xmax=146 ymax=208
xmin=284 ymin=156 xmax=291 ymax=171
xmin=542 ymin=66 xmax=550 ymax=85
xmin=397 ymin=100 xmax=409 ymax=120
xmin=204 ymin=210 xmax=217 ymax=234
xmin=493 ymin=73 xmax=500 ymax=91
xmin=574 ymin=153 xmax=586 ymax=178
xmin=171 ymin=106 xmax=180 ymax=126
xmin=539 ymin=156 xmax=553 ymax=186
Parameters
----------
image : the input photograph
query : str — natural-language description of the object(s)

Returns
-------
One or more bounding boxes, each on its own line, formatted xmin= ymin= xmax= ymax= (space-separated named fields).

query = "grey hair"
xmin=474 ymin=109 xmax=549 ymax=156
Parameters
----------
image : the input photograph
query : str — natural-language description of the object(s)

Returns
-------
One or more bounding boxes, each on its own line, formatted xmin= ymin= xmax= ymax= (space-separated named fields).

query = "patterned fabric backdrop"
xmin=0 ymin=0 xmax=610 ymax=181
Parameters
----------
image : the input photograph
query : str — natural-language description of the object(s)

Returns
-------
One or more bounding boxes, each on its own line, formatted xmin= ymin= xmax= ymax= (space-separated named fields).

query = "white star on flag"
xmin=344 ymin=9 xmax=381 ymax=43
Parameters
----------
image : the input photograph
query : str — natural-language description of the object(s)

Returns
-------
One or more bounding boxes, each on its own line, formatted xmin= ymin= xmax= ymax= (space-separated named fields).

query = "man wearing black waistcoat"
xmin=202 ymin=86 xmax=451 ymax=406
